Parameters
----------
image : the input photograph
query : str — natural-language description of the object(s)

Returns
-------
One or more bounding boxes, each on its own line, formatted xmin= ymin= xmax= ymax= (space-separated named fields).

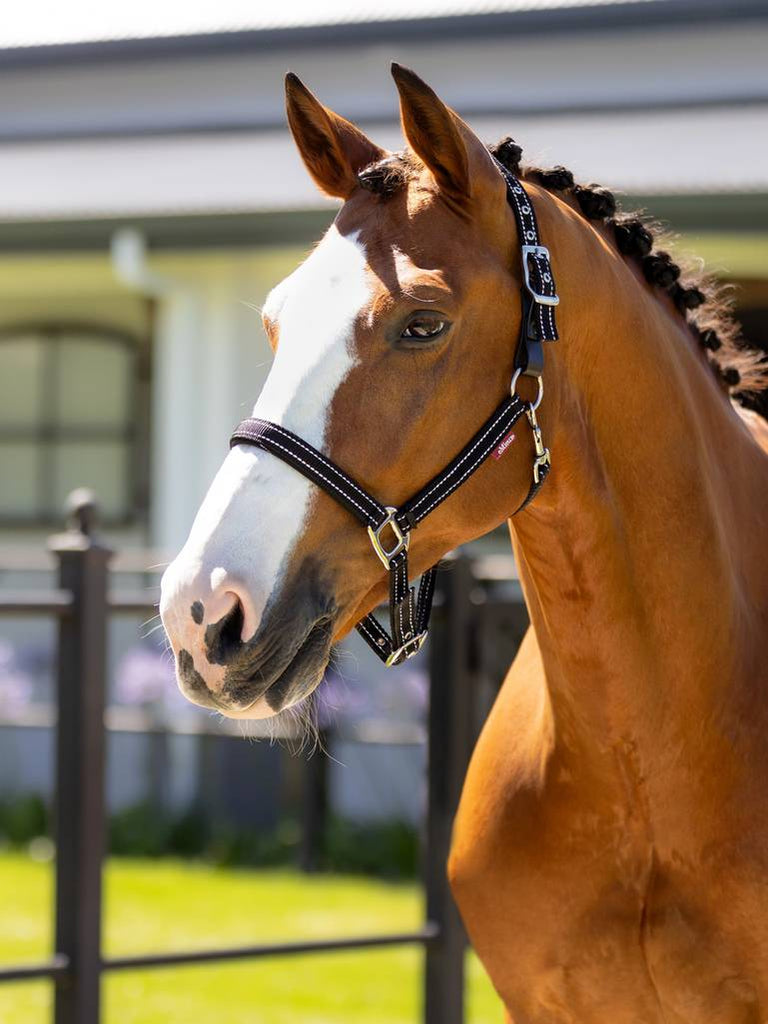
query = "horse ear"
xmin=391 ymin=63 xmax=498 ymax=205
xmin=285 ymin=73 xmax=385 ymax=200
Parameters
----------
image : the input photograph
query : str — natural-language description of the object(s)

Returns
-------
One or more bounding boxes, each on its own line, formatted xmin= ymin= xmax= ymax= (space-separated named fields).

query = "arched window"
xmin=0 ymin=324 xmax=148 ymax=524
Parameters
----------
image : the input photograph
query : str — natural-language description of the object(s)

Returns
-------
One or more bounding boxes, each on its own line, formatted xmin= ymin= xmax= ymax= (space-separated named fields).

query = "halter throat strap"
xmin=230 ymin=168 xmax=558 ymax=666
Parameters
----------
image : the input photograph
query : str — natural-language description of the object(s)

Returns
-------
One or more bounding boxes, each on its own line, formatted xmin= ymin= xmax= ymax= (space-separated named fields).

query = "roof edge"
xmin=2 ymin=93 xmax=767 ymax=146
xmin=2 ymin=1 xmax=768 ymax=70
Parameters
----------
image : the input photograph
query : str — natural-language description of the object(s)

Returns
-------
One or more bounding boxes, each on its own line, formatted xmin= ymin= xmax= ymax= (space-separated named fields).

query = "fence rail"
xmin=0 ymin=492 xmax=526 ymax=1024
xmin=0 ymin=590 xmax=74 ymax=614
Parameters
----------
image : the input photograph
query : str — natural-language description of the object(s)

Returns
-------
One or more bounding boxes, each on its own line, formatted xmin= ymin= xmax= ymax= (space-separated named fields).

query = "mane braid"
xmin=489 ymin=137 xmax=768 ymax=405
xmin=355 ymin=141 xmax=767 ymax=406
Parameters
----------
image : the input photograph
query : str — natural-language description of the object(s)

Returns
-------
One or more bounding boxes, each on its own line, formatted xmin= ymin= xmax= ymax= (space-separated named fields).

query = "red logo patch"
xmin=492 ymin=430 xmax=516 ymax=460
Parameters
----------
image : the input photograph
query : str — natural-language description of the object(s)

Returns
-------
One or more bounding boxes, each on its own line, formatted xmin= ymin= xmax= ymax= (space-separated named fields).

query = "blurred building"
xmin=1 ymin=0 xmax=767 ymax=836
xmin=0 ymin=0 xmax=767 ymax=550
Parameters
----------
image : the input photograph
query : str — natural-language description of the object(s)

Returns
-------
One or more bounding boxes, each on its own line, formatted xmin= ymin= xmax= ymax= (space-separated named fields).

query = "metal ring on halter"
xmin=510 ymin=368 xmax=544 ymax=411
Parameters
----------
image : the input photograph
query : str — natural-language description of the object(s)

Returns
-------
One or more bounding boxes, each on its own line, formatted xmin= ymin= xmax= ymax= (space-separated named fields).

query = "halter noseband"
xmin=230 ymin=164 xmax=559 ymax=667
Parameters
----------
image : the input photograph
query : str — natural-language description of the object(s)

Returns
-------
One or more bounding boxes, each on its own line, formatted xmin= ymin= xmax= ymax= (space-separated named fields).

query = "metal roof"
xmin=0 ymin=1 xmax=668 ymax=49
xmin=1 ymin=0 xmax=766 ymax=66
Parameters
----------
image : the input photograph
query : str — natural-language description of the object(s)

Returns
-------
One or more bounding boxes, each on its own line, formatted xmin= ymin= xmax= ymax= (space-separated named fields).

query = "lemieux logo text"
xmin=492 ymin=430 xmax=517 ymax=460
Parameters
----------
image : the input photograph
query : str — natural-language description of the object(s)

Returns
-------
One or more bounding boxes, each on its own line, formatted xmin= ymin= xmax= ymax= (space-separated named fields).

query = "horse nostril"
xmin=204 ymin=596 xmax=245 ymax=666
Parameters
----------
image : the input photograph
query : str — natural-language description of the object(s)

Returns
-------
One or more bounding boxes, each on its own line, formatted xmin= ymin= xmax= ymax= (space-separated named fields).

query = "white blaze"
xmin=257 ymin=227 xmax=368 ymax=440
xmin=161 ymin=226 xmax=371 ymax=643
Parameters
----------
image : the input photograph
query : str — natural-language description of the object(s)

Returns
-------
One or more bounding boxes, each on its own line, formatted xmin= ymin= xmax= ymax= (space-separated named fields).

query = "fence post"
xmin=299 ymin=729 xmax=329 ymax=873
xmin=424 ymin=554 xmax=477 ymax=1024
xmin=50 ymin=490 xmax=112 ymax=1024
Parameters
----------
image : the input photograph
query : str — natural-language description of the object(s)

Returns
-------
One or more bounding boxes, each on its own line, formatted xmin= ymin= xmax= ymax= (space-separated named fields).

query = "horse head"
xmin=160 ymin=66 xmax=555 ymax=718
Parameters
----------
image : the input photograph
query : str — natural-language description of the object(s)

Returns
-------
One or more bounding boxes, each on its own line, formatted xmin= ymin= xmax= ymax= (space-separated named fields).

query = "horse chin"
xmin=217 ymin=666 xmax=327 ymax=721
xmin=221 ymin=621 xmax=332 ymax=720
xmin=216 ymin=695 xmax=282 ymax=721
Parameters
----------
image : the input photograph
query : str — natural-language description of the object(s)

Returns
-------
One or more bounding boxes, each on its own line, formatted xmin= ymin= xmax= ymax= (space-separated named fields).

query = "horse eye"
xmin=400 ymin=317 xmax=447 ymax=341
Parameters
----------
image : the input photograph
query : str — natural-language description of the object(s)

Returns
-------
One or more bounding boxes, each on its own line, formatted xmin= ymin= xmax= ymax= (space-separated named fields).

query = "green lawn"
xmin=0 ymin=853 xmax=502 ymax=1023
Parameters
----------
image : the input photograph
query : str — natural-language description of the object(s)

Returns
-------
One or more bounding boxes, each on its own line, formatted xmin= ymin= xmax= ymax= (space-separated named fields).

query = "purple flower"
xmin=313 ymin=669 xmax=369 ymax=730
xmin=399 ymin=667 xmax=429 ymax=715
xmin=115 ymin=644 xmax=177 ymax=708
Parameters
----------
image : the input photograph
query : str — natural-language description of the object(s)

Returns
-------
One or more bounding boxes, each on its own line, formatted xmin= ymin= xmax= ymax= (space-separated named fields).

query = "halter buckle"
xmin=521 ymin=245 xmax=560 ymax=307
xmin=385 ymin=630 xmax=428 ymax=667
xmin=367 ymin=507 xmax=409 ymax=569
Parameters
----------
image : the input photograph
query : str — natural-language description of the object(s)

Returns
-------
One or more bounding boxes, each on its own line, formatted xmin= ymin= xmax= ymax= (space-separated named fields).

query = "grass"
xmin=0 ymin=852 xmax=502 ymax=1024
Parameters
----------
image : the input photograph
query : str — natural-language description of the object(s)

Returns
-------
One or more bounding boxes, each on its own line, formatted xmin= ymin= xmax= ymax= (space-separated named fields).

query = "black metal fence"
xmin=0 ymin=494 xmax=528 ymax=1024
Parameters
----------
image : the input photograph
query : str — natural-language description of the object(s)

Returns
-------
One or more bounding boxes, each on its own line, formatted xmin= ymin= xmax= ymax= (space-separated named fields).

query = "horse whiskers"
xmin=273 ymin=699 xmax=317 ymax=756
xmin=141 ymin=620 xmax=168 ymax=641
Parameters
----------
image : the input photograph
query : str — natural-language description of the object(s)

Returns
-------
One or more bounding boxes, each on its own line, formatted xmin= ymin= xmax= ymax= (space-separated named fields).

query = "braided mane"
xmin=358 ymin=141 xmax=767 ymax=407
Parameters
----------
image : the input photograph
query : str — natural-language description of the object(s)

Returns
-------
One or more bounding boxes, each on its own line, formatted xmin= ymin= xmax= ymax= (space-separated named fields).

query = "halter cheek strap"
xmin=231 ymin=393 xmax=529 ymax=665
xmin=230 ymin=167 xmax=559 ymax=667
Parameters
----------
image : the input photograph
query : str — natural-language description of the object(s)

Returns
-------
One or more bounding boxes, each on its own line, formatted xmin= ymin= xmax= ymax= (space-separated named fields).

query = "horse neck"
xmin=508 ymin=198 xmax=768 ymax=753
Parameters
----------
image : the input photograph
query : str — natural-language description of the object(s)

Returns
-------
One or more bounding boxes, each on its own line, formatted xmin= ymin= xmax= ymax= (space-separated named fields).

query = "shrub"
xmin=0 ymin=792 xmax=420 ymax=879
xmin=109 ymin=801 xmax=170 ymax=857
xmin=325 ymin=819 xmax=418 ymax=879
xmin=0 ymin=794 xmax=48 ymax=844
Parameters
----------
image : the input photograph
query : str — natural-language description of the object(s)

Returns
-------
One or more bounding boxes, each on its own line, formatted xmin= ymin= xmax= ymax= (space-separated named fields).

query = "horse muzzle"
xmin=160 ymin=557 xmax=336 ymax=718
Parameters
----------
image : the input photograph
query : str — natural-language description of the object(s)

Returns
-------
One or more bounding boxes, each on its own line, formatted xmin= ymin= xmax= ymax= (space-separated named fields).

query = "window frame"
xmin=0 ymin=321 xmax=150 ymax=528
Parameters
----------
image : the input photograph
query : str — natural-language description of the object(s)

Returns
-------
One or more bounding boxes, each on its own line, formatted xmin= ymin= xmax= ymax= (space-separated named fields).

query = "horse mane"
xmin=357 ymin=141 xmax=768 ymax=406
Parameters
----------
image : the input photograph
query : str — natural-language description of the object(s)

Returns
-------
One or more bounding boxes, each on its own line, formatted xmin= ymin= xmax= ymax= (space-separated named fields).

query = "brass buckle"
xmin=521 ymin=244 xmax=560 ymax=307
xmin=367 ymin=507 xmax=409 ymax=569
xmin=385 ymin=630 xmax=428 ymax=667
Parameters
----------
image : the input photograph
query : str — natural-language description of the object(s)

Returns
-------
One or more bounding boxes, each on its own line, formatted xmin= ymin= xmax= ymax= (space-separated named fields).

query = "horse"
xmin=160 ymin=65 xmax=768 ymax=1021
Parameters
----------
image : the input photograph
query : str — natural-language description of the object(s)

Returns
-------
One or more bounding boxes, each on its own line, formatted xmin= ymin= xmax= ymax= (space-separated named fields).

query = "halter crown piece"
xmin=230 ymin=162 xmax=559 ymax=666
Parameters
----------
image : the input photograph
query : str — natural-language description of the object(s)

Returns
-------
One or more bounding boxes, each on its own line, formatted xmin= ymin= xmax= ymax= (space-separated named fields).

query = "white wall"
xmin=144 ymin=247 xmax=309 ymax=551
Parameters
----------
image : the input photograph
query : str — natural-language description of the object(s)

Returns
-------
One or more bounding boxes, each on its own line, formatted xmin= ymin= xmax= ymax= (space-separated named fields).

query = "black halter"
xmin=230 ymin=164 xmax=559 ymax=666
